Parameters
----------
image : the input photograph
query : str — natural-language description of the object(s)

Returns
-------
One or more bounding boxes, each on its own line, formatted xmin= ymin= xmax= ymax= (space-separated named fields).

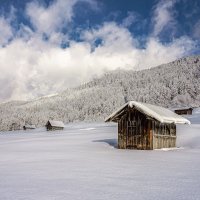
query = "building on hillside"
xmin=46 ymin=120 xmax=65 ymax=131
xmin=173 ymin=107 xmax=193 ymax=115
xmin=10 ymin=122 xmax=21 ymax=131
xmin=105 ymin=101 xmax=190 ymax=150
xmin=23 ymin=124 xmax=36 ymax=130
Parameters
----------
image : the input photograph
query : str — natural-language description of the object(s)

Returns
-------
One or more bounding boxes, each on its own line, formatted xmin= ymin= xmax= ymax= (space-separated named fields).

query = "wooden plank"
xmin=117 ymin=107 xmax=177 ymax=150
xmin=148 ymin=120 xmax=152 ymax=150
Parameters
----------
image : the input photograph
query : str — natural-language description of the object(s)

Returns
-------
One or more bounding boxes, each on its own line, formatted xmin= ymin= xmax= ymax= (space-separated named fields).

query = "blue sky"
xmin=0 ymin=0 xmax=200 ymax=101
xmin=1 ymin=0 xmax=199 ymax=44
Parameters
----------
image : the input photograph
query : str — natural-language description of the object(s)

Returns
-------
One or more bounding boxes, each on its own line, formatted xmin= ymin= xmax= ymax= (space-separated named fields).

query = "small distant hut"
xmin=46 ymin=120 xmax=65 ymax=131
xmin=23 ymin=124 xmax=36 ymax=130
xmin=10 ymin=123 xmax=21 ymax=131
xmin=173 ymin=107 xmax=193 ymax=115
xmin=105 ymin=101 xmax=190 ymax=150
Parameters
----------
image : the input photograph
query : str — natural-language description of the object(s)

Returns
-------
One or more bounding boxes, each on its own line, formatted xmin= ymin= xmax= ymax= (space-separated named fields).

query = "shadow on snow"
xmin=93 ymin=138 xmax=118 ymax=148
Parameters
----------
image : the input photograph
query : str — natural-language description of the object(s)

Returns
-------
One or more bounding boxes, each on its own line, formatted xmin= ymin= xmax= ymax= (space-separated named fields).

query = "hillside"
xmin=0 ymin=55 xmax=200 ymax=131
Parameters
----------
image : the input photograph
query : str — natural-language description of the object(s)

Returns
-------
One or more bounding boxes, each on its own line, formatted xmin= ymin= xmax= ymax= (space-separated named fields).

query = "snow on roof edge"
xmin=105 ymin=102 xmax=128 ymax=122
xmin=170 ymin=107 xmax=193 ymax=111
xmin=23 ymin=124 xmax=36 ymax=128
xmin=48 ymin=120 xmax=65 ymax=127
xmin=105 ymin=101 xmax=191 ymax=124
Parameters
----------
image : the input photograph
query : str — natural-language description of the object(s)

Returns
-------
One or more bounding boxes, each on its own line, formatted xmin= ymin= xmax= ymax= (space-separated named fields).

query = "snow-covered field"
xmin=0 ymin=122 xmax=200 ymax=200
xmin=185 ymin=108 xmax=200 ymax=124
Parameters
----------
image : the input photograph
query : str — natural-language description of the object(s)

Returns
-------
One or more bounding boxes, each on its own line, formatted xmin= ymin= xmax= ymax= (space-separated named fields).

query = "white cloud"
xmin=152 ymin=0 xmax=177 ymax=37
xmin=83 ymin=22 xmax=135 ymax=51
xmin=122 ymin=11 xmax=138 ymax=27
xmin=26 ymin=0 xmax=78 ymax=34
xmin=0 ymin=21 xmax=196 ymax=101
xmin=26 ymin=0 xmax=96 ymax=35
xmin=136 ymin=36 xmax=195 ymax=68
xmin=0 ymin=17 xmax=13 ymax=46
xmin=193 ymin=20 xmax=200 ymax=39
xmin=0 ymin=0 xmax=198 ymax=102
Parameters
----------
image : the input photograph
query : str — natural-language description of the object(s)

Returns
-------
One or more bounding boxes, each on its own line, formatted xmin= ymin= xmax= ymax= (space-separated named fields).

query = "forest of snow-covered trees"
xmin=0 ymin=55 xmax=200 ymax=131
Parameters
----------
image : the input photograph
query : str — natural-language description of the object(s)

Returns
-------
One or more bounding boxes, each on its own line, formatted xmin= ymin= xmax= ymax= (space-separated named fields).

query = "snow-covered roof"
xmin=171 ymin=107 xmax=193 ymax=111
xmin=23 ymin=124 xmax=36 ymax=129
xmin=105 ymin=101 xmax=190 ymax=124
xmin=48 ymin=120 xmax=65 ymax=128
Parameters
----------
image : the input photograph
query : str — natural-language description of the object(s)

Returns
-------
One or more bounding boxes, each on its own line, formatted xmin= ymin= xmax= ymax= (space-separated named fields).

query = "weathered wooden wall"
xmin=175 ymin=109 xmax=192 ymax=115
xmin=152 ymin=122 xmax=176 ymax=149
xmin=118 ymin=108 xmax=176 ymax=150
xmin=118 ymin=108 xmax=152 ymax=150
xmin=118 ymin=115 xmax=127 ymax=149
xmin=46 ymin=124 xmax=64 ymax=131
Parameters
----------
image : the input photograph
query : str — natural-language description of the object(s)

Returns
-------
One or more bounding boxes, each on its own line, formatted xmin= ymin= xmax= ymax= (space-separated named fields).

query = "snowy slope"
xmin=177 ymin=124 xmax=200 ymax=149
xmin=0 ymin=55 xmax=200 ymax=131
xmin=0 ymin=123 xmax=200 ymax=200
xmin=184 ymin=108 xmax=200 ymax=124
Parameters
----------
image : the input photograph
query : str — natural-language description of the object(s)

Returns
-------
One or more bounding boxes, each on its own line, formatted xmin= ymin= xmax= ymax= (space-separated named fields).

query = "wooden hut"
xmin=46 ymin=120 xmax=65 ymax=131
xmin=173 ymin=107 xmax=193 ymax=115
xmin=23 ymin=124 xmax=36 ymax=130
xmin=105 ymin=101 xmax=190 ymax=150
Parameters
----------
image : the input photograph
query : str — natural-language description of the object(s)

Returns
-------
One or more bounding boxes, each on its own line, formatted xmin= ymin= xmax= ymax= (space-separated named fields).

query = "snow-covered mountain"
xmin=0 ymin=55 xmax=200 ymax=131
